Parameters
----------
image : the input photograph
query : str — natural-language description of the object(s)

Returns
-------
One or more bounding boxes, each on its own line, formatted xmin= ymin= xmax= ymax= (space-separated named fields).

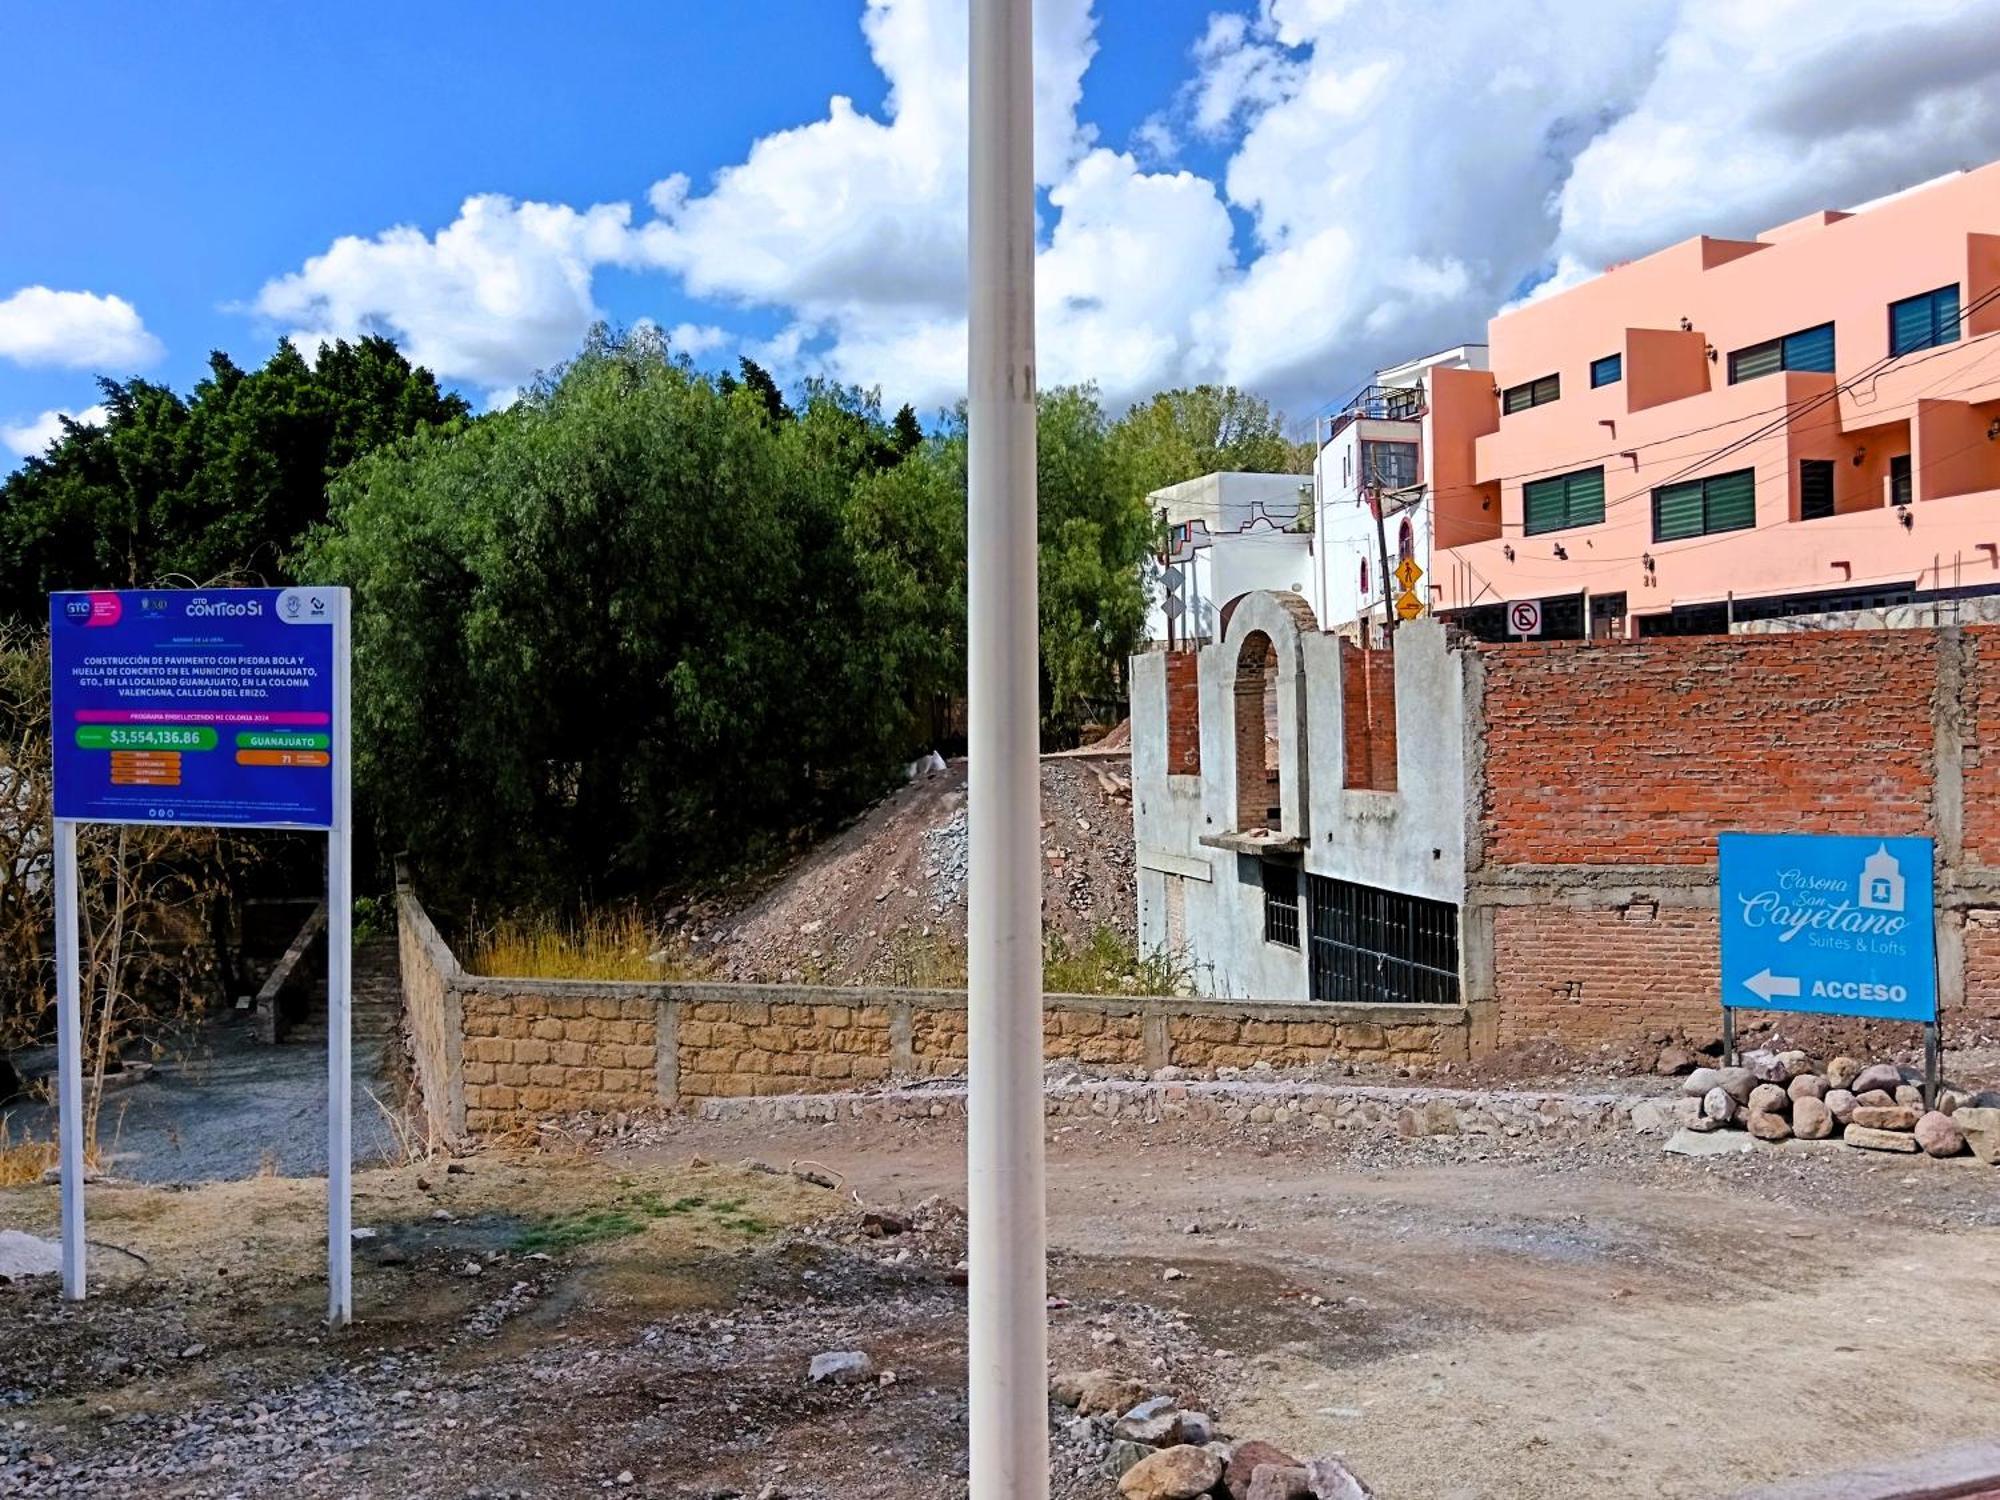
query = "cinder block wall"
xmin=1469 ymin=626 xmax=2000 ymax=1047
xmin=394 ymin=884 xmax=1470 ymax=1135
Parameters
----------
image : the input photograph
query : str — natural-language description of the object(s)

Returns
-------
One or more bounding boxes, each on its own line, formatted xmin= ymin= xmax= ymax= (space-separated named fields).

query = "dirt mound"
xmin=708 ymin=755 xmax=1135 ymax=984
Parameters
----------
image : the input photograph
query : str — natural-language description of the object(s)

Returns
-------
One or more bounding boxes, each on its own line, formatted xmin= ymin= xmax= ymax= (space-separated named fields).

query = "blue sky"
xmin=6 ymin=0 xmax=2000 ymax=465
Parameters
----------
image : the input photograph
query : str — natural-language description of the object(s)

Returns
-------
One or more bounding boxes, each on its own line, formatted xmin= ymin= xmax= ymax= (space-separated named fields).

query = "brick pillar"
xmin=1164 ymin=651 xmax=1201 ymax=774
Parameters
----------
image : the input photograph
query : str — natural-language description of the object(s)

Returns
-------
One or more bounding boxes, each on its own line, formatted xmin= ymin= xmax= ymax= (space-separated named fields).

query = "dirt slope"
xmin=707 ymin=755 xmax=1136 ymax=984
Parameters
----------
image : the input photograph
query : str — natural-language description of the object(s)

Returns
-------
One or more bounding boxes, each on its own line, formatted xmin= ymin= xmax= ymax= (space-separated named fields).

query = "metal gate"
xmin=1307 ymin=875 xmax=1460 ymax=1005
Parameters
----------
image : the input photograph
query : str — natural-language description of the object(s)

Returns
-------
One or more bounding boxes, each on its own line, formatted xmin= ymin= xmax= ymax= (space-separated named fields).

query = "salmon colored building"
xmin=1427 ymin=161 xmax=2000 ymax=637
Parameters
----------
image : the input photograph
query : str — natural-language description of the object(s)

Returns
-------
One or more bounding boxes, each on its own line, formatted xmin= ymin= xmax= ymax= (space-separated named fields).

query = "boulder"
xmin=1226 ymin=1441 xmax=1301 ymax=1499
xmin=807 ymin=1351 xmax=875 ymax=1385
xmin=1102 ymin=1441 xmax=1155 ymax=1479
xmin=1826 ymin=1056 xmax=1863 ymax=1089
xmin=1702 ymin=1087 xmax=1736 ymax=1124
xmin=1850 ymin=1105 xmax=1920 ymax=1132
xmin=1630 ymin=1099 xmax=1676 ymax=1135
xmin=1743 ymin=1049 xmax=1790 ymax=1084
xmin=1054 ymin=1370 xmax=1149 ymax=1417
xmin=1776 ymin=1050 xmax=1813 ymax=1080
xmin=1844 ymin=1125 xmax=1921 ymax=1154
xmin=1746 ymin=1110 xmax=1793 ymax=1142
xmin=1953 ymin=1107 xmax=2000 ymax=1164
xmin=1854 ymin=1089 xmax=1896 ymax=1109
xmin=1787 ymin=1073 xmax=1827 ymax=1103
xmin=1673 ymin=1097 xmax=1705 ymax=1129
xmin=1682 ymin=1067 xmax=1724 ymax=1098
xmin=1655 ymin=1046 xmax=1698 ymax=1076
xmin=1748 ymin=1083 xmax=1790 ymax=1116
xmin=1114 ymin=1407 xmax=1212 ymax=1448
xmin=1717 ymin=1067 xmax=1757 ymax=1103
xmin=1666 ymin=1127 xmax=1754 ymax=1156
xmin=1915 ymin=1111 xmax=1966 ymax=1158
xmin=1825 ymin=1088 xmax=1858 ymax=1125
xmin=1118 ymin=1445 xmax=1225 ymax=1500
xmin=1852 ymin=1063 xmax=1903 ymax=1095
xmin=1792 ymin=1096 xmax=1834 ymax=1140
xmin=1304 ymin=1456 xmax=1377 ymax=1500
xmin=1245 ymin=1466 xmax=1314 ymax=1500
xmin=1895 ymin=1084 xmax=1926 ymax=1108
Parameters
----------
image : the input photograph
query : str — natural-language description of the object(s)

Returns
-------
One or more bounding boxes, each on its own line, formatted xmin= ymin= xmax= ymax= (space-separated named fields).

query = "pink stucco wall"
xmin=1434 ymin=161 xmax=2000 ymax=624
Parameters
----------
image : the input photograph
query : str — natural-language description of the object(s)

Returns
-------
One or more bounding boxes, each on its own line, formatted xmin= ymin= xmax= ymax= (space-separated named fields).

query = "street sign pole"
xmin=53 ymin=817 xmax=84 ymax=1300
xmin=967 ymin=0 xmax=1049 ymax=1494
xmin=327 ymin=595 xmax=353 ymax=1325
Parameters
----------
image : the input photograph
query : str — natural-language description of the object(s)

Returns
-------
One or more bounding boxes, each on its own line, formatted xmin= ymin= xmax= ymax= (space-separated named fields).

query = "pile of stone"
xmin=1050 ymin=1370 xmax=1372 ymax=1499
xmin=1666 ymin=1049 xmax=2000 ymax=1160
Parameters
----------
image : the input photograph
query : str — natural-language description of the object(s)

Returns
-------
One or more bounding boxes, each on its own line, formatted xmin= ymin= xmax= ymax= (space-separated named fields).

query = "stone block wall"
xmin=396 ymin=884 xmax=1471 ymax=1135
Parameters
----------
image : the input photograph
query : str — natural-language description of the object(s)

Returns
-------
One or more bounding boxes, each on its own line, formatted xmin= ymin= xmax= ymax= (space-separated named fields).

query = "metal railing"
xmin=1319 ymin=383 xmax=1427 ymax=445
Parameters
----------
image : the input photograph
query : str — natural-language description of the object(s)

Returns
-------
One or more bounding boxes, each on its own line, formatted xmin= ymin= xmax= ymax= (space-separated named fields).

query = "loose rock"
xmin=1787 ymin=1073 xmax=1827 ymax=1103
xmin=1915 ymin=1111 xmax=1965 ymax=1158
xmin=1746 ymin=1110 xmax=1792 ymax=1142
xmin=1743 ymin=1050 xmax=1790 ymax=1084
xmin=1825 ymin=1088 xmax=1858 ymax=1125
xmin=1305 ymin=1455 xmax=1377 ymax=1500
xmin=1682 ymin=1067 xmax=1723 ymax=1098
xmin=1792 ymin=1096 xmax=1833 ymax=1140
xmin=1852 ymin=1063 xmax=1903 ymax=1095
xmin=1717 ymin=1067 xmax=1757 ymax=1103
xmin=1702 ymin=1087 xmax=1736 ymax=1124
xmin=1826 ymin=1056 xmax=1863 ymax=1089
xmin=1844 ymin=1125 xmax=1921 ymax=1154
xmin=1748 ymin=1083 xmax=1790 ymax=1116
xmin=1955 ymin=1106 xmax=2000 ymax=1164
xmin=1118 ymin=1444 xmax=1225 ymax=1500
xmin=1850 ymin=1105 xmax=1919 ymax=1132
xmin=1226 ymin=1440 xmax=1301 ymax=1498
xmin=1245 ymin=1466 xmax=1314 ymax=1500
xmin=807 ymin=1351 xmax=875 ymax=1385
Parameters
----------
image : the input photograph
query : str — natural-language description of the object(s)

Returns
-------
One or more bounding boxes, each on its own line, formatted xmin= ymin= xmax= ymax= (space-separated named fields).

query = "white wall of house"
xmin=1143 ymin=472 xmax=1317 ymax=648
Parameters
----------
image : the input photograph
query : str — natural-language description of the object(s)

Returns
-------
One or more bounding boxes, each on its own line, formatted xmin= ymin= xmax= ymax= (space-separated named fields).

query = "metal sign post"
xmin=48 ymin=587 xmax=352 ymax=1322
xmin=967 ymin=0 xmax=1049 ymax=1495
xmin=1718 ymin=832 xmax=1941 ymax=1100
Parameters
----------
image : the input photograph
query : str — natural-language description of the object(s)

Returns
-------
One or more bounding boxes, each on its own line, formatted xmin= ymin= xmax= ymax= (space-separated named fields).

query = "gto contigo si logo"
xmin=185 ymin=595 xmax=262 ymax=619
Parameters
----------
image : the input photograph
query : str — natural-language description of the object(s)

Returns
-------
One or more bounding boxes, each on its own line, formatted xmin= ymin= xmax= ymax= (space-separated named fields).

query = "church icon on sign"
xmin=1858 ymin=844 xmax=1906 ymax=912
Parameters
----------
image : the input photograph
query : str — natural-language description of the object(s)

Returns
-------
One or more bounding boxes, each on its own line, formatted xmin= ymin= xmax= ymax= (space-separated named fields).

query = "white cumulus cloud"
xmin=1 ymin=403 xmax=109 ymax=459
xmin=0 ymin=289 xmax=162 ymax=370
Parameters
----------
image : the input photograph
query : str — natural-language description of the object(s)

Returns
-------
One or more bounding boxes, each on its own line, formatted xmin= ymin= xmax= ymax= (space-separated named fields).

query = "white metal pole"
xmin=326 ymin=593 xmax=353 ymax=1325
xmin=967 ymin=0 xmax=1048 ymax=1495
xmin=53 ymin=817 xmax=85 ymax=1301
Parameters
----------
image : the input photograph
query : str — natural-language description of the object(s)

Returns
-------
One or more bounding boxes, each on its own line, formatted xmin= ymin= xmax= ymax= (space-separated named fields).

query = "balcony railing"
xmin=1319 ymin=383 xmax=1426 ymax=445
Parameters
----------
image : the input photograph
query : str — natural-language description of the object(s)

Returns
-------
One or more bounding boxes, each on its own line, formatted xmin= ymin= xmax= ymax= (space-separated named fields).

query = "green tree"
xmin=0 ymin=336 xmax=467 ymax=617
xmin=1106 ymin=384 xmax=1310 ymax=506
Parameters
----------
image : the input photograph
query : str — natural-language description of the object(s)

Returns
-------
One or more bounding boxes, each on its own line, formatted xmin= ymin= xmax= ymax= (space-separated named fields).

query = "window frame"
xmin=1589 ymin=352 xmax=1622 ymax=388
xmin=1888 ymin=284 xmax=1960 ymax=357
xmin=1360 ymin=438 xmax=1419 ymax=490
xmin=1890 ymin=453 xmax=1913 ymax=507
xmin=1501 ymin=373 xmax=1560 ymax=414
xmin=1727 ymin=321 xmax=1836 ymax=384
xmin=1798 ymin=458 xmax=1836 ymax=522
xmin=1522 ymin=465 xmax=1607 ymax=536
xmin=1652 ymin=466 xmax=1757 ymax=543
xmin=1262 ymin=861 xmax=1301 ymax=949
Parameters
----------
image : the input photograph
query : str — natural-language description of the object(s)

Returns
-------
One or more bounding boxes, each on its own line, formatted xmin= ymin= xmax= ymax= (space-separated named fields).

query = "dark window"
xmin=1728 ymin=322 xmax=1835 ymax=383
xmin=1263 ymin=862 xmax=1300 ymax=949
xmin=1589 ymin=591 xmax=1628 ymax=639
xmin=1891 ymin=453 xmax=1913 ymax=507
xmin=1523 ymin=466 xmax=1606 ymax=535
xmin=1590 ymin=353 xmax=1622 ymax=388
xmin=1307 ymin=876 xmax=1459 ymax=1005
xmin=1502 ymin=373 xmax=1560 ymax=414
xmin=1653 ymin=467 xmax=1756 ymax=542
xmin=1360 ymin=439 xmax=1418 ymax=488
xmin=1359 ymin=557 xmax=1369 ymax=595
xmin=1889 ymin=284 xmax=1960 ymax=357
xmin=1799 ymin=458 xmax=1836 ymax=521
xmin=1398 ymin=517 xmax=1415 ymax=563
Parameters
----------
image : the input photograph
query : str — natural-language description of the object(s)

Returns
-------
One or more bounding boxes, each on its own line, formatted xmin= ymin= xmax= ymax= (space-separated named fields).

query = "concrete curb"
xmin=1736 ymin=1442 xmax=2000 ymax=1500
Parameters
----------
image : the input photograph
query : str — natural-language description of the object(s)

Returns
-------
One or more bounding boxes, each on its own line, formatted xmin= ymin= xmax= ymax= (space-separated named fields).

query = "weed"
xmin=467 ymin=907 xmax=713 ymax=982
xmin=513 ymin=1208 xmax=650 ymax=1254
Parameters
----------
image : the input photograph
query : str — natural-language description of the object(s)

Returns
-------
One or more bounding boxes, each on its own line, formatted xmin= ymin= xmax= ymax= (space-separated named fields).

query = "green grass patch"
xmin=512 ymin=1208 xmax=650 ymax=1254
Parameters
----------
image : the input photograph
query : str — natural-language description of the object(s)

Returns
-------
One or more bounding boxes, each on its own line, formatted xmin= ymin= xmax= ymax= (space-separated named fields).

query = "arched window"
xmin=1359 ymin=558 xmax=1370 ymax=596
xmin=1398 ymin=517 xmax=1416 ymax=565
xmin=1234 ymin=631 xmax=1280 ymax=831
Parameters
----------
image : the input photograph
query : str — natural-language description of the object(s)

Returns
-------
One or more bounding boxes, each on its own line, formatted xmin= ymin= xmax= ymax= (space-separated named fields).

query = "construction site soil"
xmin=704 ymin=755 xmax=1136 ymax=986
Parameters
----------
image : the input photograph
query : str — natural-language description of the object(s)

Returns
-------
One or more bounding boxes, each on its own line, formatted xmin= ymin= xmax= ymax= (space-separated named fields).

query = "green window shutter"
xmin=1704 ymin=468 xmax=1756 ymax=532
xmin=1533 ymin=373 xmax=1560 ymax=405
xmin=1783 ymin=322 xmax=1835 ymax=373
xmin=1800 ymin=459 xmax=1835 ymax=521
xmin=1729 ymin=340 xmax=1782 ymax=383
xmin=1523 ymin=476 xmax=1565 ymax=534
xmin=1566 ymin=467 xmax=1605 ymax=527
xmin=1654 ymin=480 xmax=1705 ymax=541
xmin=1503 ymin=383 xmax=1531 ymax=414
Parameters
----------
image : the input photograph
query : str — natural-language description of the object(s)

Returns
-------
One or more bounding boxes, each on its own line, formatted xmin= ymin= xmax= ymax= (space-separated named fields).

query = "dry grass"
xmin=878 ymin=925 xmax=1197 ymax=997
xmin=467 ymin=907 xmax=712 ymax=982
xmin=0 ymin=1119 xmax=57 ymax=1188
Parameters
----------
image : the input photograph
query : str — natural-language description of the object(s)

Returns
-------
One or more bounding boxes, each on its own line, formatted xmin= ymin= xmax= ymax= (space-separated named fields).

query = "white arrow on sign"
xmin=1743 ymin=969 xmax=1801 ymax=1003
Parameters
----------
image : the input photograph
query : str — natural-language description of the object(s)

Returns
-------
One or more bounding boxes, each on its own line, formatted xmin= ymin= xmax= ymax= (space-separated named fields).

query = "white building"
xmin=1312 ymin=345 xmax=1488 ymax=638
xmin=1142 ymin=471 xmax=1316 ymax=649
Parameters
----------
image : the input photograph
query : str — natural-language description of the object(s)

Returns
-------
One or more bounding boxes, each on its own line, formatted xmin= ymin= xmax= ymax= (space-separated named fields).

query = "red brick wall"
xmin=1481 ymin=633 xmax=1938 ymax=866
xmin=1963 ymin=910 xmax=2000 ymax=1031
xmin=1164 ymin=650 xmax=1201 ymax=775
xmin=1493 ymin=904 xmax=1720 ymax=1044
xmin=1339 ymin=639 xmax=1399 ymax=791
xmin=1965 ymin=630 xmax=2000 ymax=866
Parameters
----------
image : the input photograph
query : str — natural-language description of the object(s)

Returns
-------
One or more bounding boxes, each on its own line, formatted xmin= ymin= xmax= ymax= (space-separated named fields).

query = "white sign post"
xmin=1509 ymin=599 xmax=1543 ymax=638
xmin=47 ymin=587 xmax=353 ymax=1323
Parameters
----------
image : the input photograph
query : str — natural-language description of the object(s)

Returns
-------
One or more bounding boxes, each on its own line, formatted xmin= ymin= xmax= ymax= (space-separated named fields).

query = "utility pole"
xmin=1371 ymin=485 xmax=1397 ymax=643
xmin=966 ymin=0 xmax=1049 ymax=1496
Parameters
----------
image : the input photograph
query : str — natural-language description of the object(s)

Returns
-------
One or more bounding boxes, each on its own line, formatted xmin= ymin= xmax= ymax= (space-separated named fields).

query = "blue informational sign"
xmin=1718 ymin=832 xmax=1936 ymax=1022
xmin=50 ymin=587 xmax=343 ymax=830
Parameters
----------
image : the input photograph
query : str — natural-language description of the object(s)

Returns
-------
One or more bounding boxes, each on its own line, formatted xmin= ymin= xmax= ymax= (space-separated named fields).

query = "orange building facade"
xmin=1429 ymin=161 xmax=2000 ymax=638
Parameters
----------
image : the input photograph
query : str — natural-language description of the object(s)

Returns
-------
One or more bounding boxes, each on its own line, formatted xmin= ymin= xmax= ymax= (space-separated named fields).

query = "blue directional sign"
xmin=50 ymin=587 xmax=342 ymax=830
xmin=1718 ymin=832 xmax=1936 ymax=1022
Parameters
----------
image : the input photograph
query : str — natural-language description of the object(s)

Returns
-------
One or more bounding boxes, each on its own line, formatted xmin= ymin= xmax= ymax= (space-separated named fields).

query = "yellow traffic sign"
xmin=1395 ymin=589 xmax=1424 ymax=621
xmin=1393 ymin=555 xmax=1423 ymax=592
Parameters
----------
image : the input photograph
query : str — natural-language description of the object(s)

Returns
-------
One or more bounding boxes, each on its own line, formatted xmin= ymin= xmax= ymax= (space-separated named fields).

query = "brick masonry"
xmin=1469 ymin=626 xmax=2000 ymax=1048
xmin=1164 ymin=650 xmax=1201 ymax=776
xmin=397 ymin=883 xmax=1471 ymax=1135
xmin=1339 ymin=638 xmax=1398 ymax=792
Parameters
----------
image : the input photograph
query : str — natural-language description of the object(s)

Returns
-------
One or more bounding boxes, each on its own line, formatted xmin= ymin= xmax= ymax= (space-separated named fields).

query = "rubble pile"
xmin=1050 ymin=1374 xmax=1374 ymax=1500
xmin=1654 ymin=1048 xmax=2000 ymax=1160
